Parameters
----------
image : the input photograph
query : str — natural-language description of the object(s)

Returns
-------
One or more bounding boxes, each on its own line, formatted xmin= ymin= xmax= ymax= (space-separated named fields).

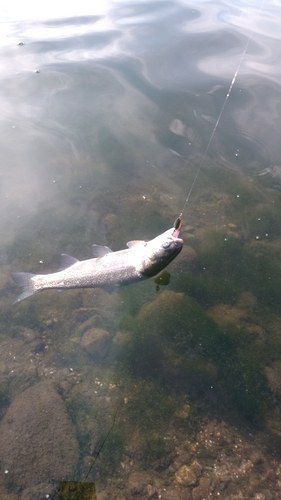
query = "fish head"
xmin=141 ymin=228 xmax=183 ymax=277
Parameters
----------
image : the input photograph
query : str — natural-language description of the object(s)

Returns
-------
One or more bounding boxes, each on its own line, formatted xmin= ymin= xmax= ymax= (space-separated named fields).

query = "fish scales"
xmin=36 ymin=249 xmax=142 ymax=290
xmin=12 ymin=226 xmax=183 ymax=304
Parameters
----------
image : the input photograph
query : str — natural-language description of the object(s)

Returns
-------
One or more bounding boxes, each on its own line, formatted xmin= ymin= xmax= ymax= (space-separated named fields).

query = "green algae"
xmin=175 ymin=231 xmax=281 ymax=312
xmin=115 ymin=380 xmax=183 ymax=469
xmin=117 ymin=291 xmax=270 ymax=420
xmin=142 ymin=433 xmax=172 ymax=468
xmin=56 ymin=481 xmax=97 ymax=500
xmin=124 ymin=381 xmax=175 ymax=431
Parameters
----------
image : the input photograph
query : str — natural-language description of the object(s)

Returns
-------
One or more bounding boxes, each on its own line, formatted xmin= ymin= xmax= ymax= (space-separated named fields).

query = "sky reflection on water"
xmin=0 ymin=1 xmax=280 ymax=250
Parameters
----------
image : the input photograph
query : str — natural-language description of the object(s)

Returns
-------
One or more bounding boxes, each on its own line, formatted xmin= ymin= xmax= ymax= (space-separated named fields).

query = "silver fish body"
xmin=12 ymin=227 xmax=183 ymax=304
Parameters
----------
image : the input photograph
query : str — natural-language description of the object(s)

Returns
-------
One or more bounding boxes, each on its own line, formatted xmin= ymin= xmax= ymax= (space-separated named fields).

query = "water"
xmin=1 ymin=0 xmax=281 ymax=498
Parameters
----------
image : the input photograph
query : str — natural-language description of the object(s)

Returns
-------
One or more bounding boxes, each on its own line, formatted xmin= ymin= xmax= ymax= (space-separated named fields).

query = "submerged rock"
xmin=81 ymin=327 xmax=110 ymax=359
xmin=207 ymin=303 xmax=248 ymax=326
xmin=0 ymin=381 xmax=79 ymax=487
xmin=127 ymin=471 xmax=154 ymax=496
xmin=192 ymin=478 xmax=213 ymax=500
xmin=175 ymin=465 xmax=197 ymax=487
xmin=137 ymin=290 xmax=185 ymax=324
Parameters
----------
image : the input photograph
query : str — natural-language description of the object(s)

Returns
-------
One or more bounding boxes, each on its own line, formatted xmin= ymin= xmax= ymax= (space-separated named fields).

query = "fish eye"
xmin=162 ymin=241 xmax=172 ymax=249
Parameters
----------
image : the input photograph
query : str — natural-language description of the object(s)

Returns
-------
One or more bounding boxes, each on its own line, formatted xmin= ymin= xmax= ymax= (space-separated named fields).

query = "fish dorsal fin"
xmin=92 ymin=244 xmax=113 ymax=257
xmin=126 ymin=240 xmax=146 ymax=248
xmin=60 ymin=253 xmax=79 ymax=270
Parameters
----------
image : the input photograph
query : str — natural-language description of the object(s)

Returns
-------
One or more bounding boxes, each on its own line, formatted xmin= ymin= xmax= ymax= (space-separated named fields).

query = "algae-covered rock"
xmin=175 ymin=465 xmax=197 ymax=486
xmin=207 ymin=300 xmax=266 ymax=343
xmin=69 ymin=289 xmax=122 ymax=336
xmin=207 ymin=303 xmax=248 ymax=326
xmin=56 ymin=481 xmax=97 ymax=500
xmin=127 ymin=289 xmax=268 ymax=420
xmin=0 ymin=381 xmax=79 ymax=487
xmin=81 ymin=328 xmax=110 ymax=359
xmin=137 ymin=290 xmax=186 ymax=328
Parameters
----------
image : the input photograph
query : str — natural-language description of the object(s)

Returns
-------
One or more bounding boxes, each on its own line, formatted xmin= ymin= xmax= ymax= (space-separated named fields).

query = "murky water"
xmin=1 ymin=0 xmax=281 ymax=498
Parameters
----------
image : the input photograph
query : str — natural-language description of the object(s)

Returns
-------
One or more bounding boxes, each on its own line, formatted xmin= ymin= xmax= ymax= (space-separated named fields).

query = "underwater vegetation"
xmin=117 ymin=283 xmax=270 ymax=421
xmin=177 ymin=230 xmax=281 ymax=312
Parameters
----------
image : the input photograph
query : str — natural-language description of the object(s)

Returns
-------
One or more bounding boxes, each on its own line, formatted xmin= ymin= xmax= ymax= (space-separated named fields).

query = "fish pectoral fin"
xmin=126 ymin=240 xmax=146 ymax=248
xmin=60 ymin=253 xmax=79 ymax=270
xmin=92 ymin=244 xmax=113 ymax=257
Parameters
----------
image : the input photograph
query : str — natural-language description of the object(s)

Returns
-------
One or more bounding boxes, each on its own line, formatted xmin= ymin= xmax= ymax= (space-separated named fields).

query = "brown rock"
xmin=190 ymin=460 xmax=202 ymax=477
xmin=192 ymin=478 xmax=212 ymax=499
xmin=173 ymin=451 xmax=191 ymax=470
xmin=76 ymin=314 xmax=100 ymax=335
xmin=81 ymin=287 xmax=122 ymax=311
xmin=207 ymin=304 xmax=247 ymax=326
xmin=127 ymin=471 xmax=154 ymax=496
xmin=175 ymin=465 xmax=197 ymax=487
xmin=160 ymin=488 xmax=184 ymax=500
xmin=138 ymin=290 xmax=185 ymax=325
xmin=113 ymin=330 xmax=132 ymax=346
xmin=110 ymin=330 xmax=132 ymax=357
xmin=0 ymin=381 xmax=79 ymax=487
xmin=81 ymin=327 xmax=110 ymax=359
xmin=19 ymin=328 xmax=38 ymax=343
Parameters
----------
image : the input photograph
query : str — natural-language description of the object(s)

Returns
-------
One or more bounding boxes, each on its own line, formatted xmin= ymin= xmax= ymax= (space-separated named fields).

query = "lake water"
xmin=1 ymin=0 xmax=281 ymax=498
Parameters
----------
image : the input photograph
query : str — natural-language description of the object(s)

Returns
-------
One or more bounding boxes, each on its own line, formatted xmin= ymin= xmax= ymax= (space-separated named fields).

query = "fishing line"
xmin=83 ymin=400 xmax=122 ymax=482
xmin=179 ymin=0 xmax=266 ymax=218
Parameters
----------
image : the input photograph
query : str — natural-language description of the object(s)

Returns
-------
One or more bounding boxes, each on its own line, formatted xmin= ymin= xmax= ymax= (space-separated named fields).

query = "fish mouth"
xmin=175 ymin=237 xmax=184 ymax=247
xmin=170 ymin=232 xmax=183 ymax=245
xmin=171 ymin=228 xmax=180 ymax=238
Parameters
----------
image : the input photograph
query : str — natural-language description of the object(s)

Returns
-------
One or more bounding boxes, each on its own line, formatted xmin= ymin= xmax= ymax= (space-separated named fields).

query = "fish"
xmin=11 ymin=226 xmax=183 ymax=304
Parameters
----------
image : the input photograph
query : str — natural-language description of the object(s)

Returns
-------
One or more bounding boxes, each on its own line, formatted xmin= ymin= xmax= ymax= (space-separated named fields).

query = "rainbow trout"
xmin=12 ymin=225 xmax=183 ymax=304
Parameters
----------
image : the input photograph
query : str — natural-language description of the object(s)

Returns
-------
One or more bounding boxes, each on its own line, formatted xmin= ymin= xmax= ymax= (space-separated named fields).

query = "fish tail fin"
xmin=11 ymin=272 xmax=39 ymax=304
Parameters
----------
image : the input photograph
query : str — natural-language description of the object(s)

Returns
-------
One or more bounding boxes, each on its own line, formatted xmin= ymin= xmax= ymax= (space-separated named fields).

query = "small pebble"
xmin=253 ymin=494 xmax=266 ymax=500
